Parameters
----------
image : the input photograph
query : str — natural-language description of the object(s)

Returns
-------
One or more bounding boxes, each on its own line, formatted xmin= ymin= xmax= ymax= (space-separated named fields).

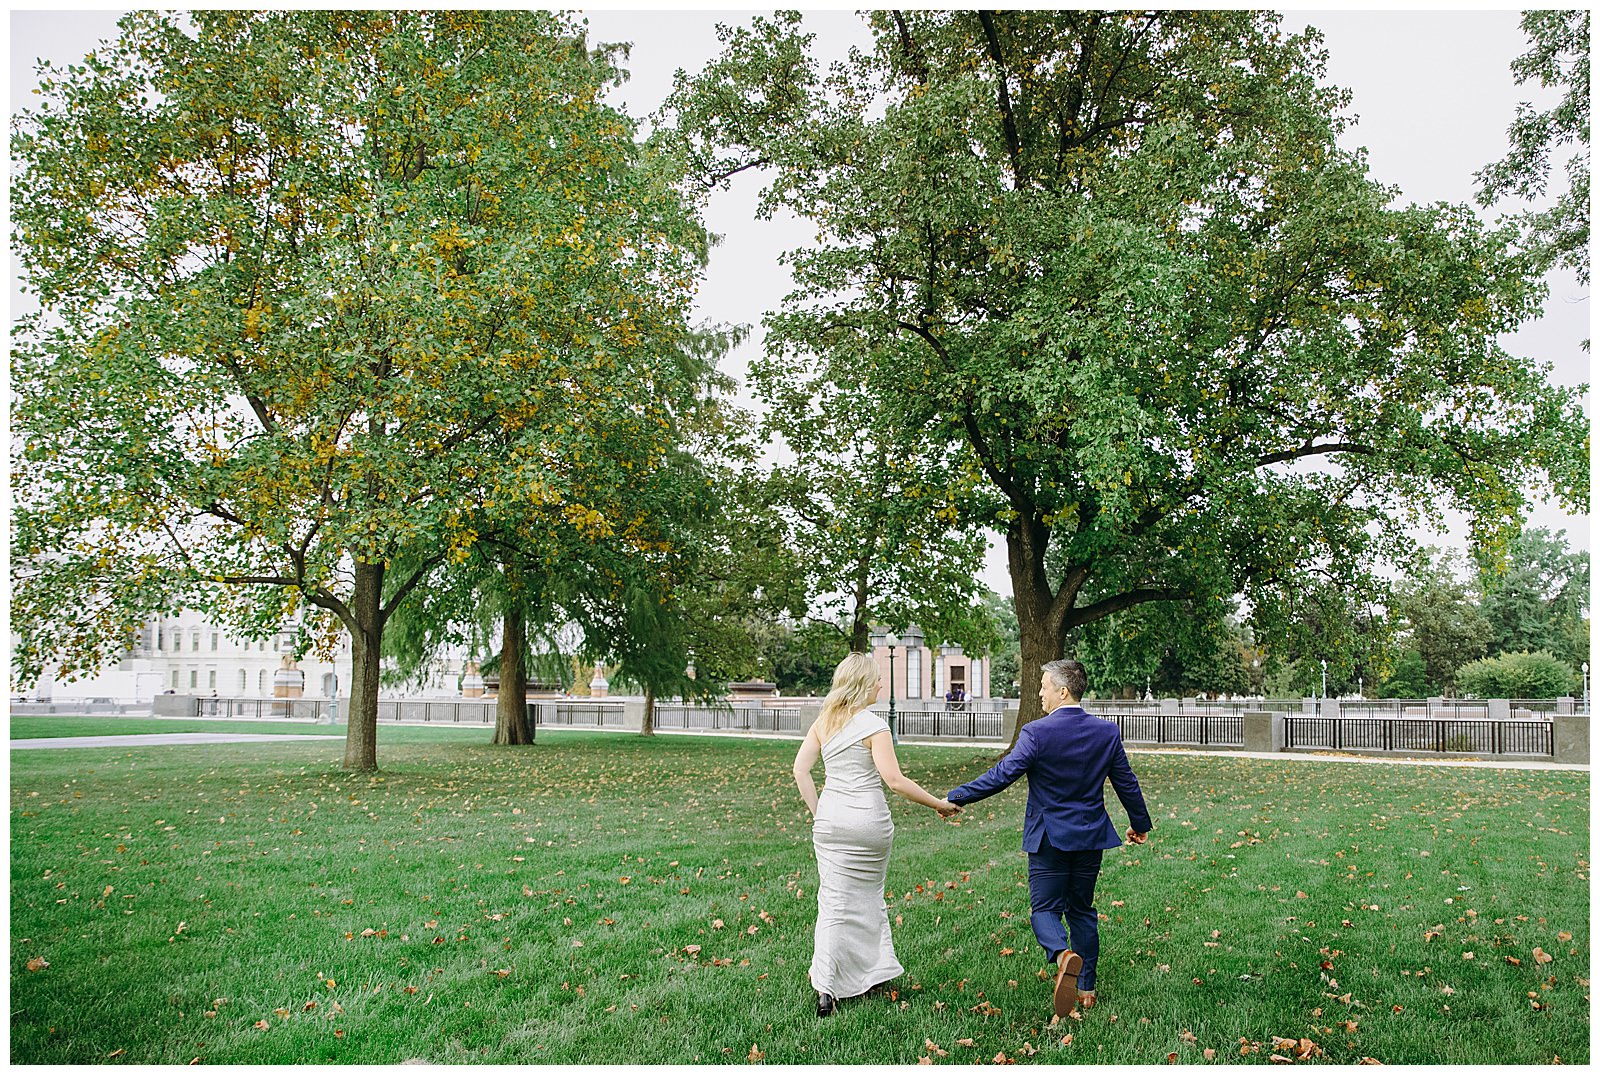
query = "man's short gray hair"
xmin=1042 ymin=659 xmax=1088 ymax=702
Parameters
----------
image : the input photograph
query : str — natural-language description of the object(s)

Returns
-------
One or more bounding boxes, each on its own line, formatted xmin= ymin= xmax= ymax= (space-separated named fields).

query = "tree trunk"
xmin=640 ymin=683 xmax=656 ymax=737
xmin=849 ymin=610 xmax=870 ymax=653
xmin=343 ymin=560 xmax=384 ymax=771
xmin=1005 ymin=518 xmax=1067 ymax=752
xmin=492 ymin=592 xmax=532 ymax=745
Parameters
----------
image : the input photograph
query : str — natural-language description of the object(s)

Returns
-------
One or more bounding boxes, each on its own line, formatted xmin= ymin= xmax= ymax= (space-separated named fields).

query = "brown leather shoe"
xmin=1053 ymin=950 xmax=1083 ymax=1016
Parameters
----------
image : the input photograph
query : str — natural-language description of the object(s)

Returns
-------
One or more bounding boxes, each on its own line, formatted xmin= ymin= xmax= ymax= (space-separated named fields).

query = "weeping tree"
xmin=663 ymin=10 xmax=1589 ymax=745
xmin=11 ymin=11 xmax=707 ymax=769
xmin=754 ymin=348 xmax=997 ymax=655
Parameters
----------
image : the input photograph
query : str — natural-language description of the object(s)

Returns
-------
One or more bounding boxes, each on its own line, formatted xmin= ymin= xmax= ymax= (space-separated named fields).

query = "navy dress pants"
xmin=1027 ymin=838 xmax=1103 ymax=990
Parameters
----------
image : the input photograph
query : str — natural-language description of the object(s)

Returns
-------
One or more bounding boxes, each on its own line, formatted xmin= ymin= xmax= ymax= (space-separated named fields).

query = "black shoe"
xmin=817 ymin=992 xmax=837 ymax=1017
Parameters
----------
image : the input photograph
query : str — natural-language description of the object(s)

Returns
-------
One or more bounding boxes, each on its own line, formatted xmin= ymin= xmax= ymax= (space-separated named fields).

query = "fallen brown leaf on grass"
xmin=1060 ymin=1034 xmax=1073 ymax=1046
xmin=254 ymin=1020 xmax=270 ymax=1031
xmin=747 ymin=1043 xmax=764 ymax=1063
xmin=917 ymin=1057 xmax=932 ymax=1065
xmin=1533 ymin=948 xmax=1554 ymax=965
xmin=956 ymin=1038 xmax=976 ymax=1048
xmin=107 ymin=1049 xmax=125 ymax=1058
xmin=1204 ymin=1048 xmax=1216 ymax=1060
xmin=25 ymin=957 xmax=48 ymax=972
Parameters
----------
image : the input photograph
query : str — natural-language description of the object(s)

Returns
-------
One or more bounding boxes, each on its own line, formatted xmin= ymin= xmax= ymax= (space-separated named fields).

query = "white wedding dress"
xmin=809 ymin=709 xmax=905 ymax=998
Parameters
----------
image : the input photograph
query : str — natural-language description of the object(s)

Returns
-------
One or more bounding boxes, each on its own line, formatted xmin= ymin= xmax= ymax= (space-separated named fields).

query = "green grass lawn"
xmin=10 ymin=732 xmax=1588 ymax=1064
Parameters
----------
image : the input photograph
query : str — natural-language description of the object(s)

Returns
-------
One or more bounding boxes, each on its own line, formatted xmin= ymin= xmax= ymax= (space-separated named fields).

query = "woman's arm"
xmin=792 ymin=726 xmax=822 ymax=815
xmin=867 ymin=731 xmax=961 ymax=816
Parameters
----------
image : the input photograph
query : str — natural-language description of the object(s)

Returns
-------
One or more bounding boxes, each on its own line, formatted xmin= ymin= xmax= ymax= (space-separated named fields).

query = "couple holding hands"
xmin=793 ymin=653 xmax=1152 ymax=1018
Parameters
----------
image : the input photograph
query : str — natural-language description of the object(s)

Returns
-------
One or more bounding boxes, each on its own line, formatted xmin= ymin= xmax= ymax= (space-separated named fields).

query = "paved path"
xmin=11 ymin=733 xmax=337 ymax=750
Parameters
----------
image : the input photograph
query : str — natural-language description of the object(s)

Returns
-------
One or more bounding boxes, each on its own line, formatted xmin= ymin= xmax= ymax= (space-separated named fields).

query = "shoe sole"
xmin=1053 ymin=952 xmax=1083 ymax=1016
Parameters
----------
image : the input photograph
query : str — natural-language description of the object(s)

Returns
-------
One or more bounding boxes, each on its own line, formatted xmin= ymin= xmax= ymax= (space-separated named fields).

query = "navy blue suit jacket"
xmin=948 ymin=705 xmax=1152 ymax=853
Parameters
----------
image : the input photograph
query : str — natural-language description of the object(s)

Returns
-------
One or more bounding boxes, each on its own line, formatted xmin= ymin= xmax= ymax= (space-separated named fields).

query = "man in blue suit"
xmin=946 ymin=658 xmax=1151 ymax=1016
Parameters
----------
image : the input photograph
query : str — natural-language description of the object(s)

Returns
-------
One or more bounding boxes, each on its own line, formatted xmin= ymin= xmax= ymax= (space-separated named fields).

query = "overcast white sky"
xmin=9 ymin=8 xmax=1591 ymax=598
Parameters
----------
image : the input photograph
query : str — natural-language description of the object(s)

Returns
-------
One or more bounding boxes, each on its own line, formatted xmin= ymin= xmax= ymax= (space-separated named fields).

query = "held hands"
xmin=935 ymin=799 xmax=963 ymax=819
xmin=1126 ymin=828 xmax=1149 ymax=845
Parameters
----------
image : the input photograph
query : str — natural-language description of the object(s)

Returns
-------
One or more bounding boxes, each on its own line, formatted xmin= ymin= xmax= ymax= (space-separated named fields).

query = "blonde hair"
xmin=815 ymin=652 xmax=880 ymax=743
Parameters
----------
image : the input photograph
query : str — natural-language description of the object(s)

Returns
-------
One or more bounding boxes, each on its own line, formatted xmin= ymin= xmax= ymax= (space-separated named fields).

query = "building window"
xmin=189 ymin=669 xmax=198 ymax=689
xmin=171 ymin=669 xmax=180 ymax=689
xmin=906 ymin=647 xmax=923 ymax=699
xmin=211 ymin=633 xmax=219 ymax=651
xmin=191 ymin=632 xmax=200 ymax=651
xmin=156 ymin=629 xmax=164 ymax=651
xmin=239 ymin=670 xmax=247 ymax=692
xmin=208 ymin=669 xmax=217 ymax=690
xmin=259 ymin=670 xmax=267 ymax=693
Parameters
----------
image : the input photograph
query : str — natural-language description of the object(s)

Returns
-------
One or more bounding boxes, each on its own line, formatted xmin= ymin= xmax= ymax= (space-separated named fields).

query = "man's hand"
xmin=1126 ymin=828 xmax=1148 ymax=845
xmin=936 ymin=799 xmax=963 ymax=819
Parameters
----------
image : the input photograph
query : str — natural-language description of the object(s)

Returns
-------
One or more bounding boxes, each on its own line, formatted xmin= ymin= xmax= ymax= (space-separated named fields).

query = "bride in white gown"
xmin=792 ymin=652 xmax=962 ymax=1017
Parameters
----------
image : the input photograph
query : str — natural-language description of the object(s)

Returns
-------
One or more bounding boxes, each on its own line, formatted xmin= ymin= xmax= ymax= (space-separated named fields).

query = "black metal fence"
xmin=891 ymin=706 xmax=1006 ymax=739
xmin=377 ymin=699 xmax=495 ymax=723
xmin=653 ymin=704 xmax=811 ymax=733
xmin=198 ymin=697 xmax=325 ymax=720
xmin=1099 ymin=711 xmax=1246 ymax=748
xmin=530 ymin=701 xmax=621 ymax=727
xmin=189 ymin=696 xmax=625 ymax=727
xmin=1284 ymin=717 xmax=1553 ymax=757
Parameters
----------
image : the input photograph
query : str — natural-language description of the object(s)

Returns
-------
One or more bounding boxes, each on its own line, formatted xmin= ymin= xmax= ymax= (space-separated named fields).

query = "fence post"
xmin=1552 ymin=714 xmax=1587 ymax=763
xmin=1242 ymin=711 xmax=1277 ymax=752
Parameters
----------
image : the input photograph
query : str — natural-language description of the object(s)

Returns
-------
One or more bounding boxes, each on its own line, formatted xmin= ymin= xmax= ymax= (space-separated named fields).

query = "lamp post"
xmin=1145 ymin=674 xmax=1152 ymax=702
xmin=1583 ymin=662 xmax=1590 ymax=712
xmin=870 ymin=627 xmax=900 ymax=742
xmin=1320 ymin=658 xmax=1327 ymax=701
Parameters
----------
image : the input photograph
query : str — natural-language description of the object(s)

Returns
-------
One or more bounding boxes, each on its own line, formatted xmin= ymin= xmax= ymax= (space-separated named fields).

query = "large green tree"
xmin=755 ymin=339 xmax=995 ymax=654
xmin=666 ymin=10 xmax=1589 ymax=740
xmin=1477 ymin=9 xmax=1590 ymax=287
xmin=1388 ymin=549 xmax=1491 ymax=697
xmin=12 ymin=11 xmax=705 ymax=769
xmin=1475 ymin=526 xmax=1590 ymax=669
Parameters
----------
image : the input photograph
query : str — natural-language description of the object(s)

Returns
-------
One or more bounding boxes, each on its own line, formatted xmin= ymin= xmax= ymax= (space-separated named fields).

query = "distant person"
xmin=944 ymin=658 xmax=1151 ymax=1017
xmin=792 ymin=652 xmax=961 ymax=1016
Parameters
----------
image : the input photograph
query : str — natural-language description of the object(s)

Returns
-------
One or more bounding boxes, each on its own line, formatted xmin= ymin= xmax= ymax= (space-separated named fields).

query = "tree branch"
xmin=379 ymin=554 xmax=444 ymax=627
xmin=1066 ymin=586 xmax=1183 ymax=628
xmin=977 ymin=11 xmax=1026 ymax=189
xmin=1256 ymin=441 xmax=1375 ymax=467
